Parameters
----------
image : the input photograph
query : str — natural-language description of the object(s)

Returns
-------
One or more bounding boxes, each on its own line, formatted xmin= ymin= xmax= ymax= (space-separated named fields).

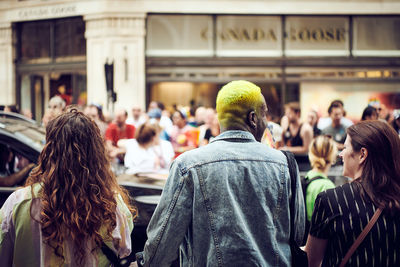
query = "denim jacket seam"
xmin=274 ymin=163 xmax=287 ymax=266
xmin=197 ymin=166 xmax=224 ymax=267
xmin=181 ymin=158 xmax=285 ymax=175
xmin=148 ymin=174 xmax=186 ymax=264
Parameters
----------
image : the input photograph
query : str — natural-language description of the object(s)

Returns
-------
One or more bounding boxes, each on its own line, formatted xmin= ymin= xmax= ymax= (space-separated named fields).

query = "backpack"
xmin=301 ymin=175 xmax=325 ymax=245
xmin=301 ymin=175 xmax=325 ymax=207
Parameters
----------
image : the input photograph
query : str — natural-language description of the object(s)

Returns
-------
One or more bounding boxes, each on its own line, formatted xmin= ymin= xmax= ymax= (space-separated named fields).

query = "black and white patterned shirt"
xmin=310 ymin=182 xmax=400 ymax=267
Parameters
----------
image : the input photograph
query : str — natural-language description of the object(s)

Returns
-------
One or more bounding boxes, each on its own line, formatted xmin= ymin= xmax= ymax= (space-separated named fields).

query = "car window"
xmin=0 ymin=119 xmax=45 ymax=151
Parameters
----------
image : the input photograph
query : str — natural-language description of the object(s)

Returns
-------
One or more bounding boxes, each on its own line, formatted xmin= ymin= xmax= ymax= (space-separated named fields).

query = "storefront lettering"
xmin=288 ymin=27 xmax=346 ymax=42
xmin=18 ymin=5 xmax=76 ymax=19
xmin=219 ymin=28 xmax=277 ymax=42
xmin=200 ymin=27 xmax=346 ymax=43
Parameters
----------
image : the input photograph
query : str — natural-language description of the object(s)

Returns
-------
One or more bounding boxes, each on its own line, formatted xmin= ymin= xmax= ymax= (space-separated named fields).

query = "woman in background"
xmin=305 ymin=121 xmax=400 ymax=267
xmin=168 ymin=110 xmax=197 ymax=157
xmin=303 ymin=135 xmax=337 ymax=239
xmin=125 ymin=122 xmax=174 ymax=174
xmin=361 ymin=105 xmax=378 ymax=121
xmin=0 ymin=109 xmax=135 ymax=266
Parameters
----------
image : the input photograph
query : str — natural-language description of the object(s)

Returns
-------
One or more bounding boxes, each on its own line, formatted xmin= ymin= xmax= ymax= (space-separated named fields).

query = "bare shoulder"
xmin=301 ymin=122 xmax=313 ymax=134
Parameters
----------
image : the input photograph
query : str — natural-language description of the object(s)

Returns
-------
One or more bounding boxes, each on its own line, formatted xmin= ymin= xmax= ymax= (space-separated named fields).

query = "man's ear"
xmin=359 ymin=147 xmax=368 ymax=164
xmin=247 ymin=111 xmax=257 ymax=129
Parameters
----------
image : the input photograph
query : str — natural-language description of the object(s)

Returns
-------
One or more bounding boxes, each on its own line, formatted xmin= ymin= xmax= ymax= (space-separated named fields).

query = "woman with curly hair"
xmin=0 ymin=109 xmax=136 ymax=266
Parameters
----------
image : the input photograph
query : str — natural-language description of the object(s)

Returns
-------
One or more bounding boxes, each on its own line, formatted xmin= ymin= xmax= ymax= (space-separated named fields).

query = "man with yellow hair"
xmin=138 ymin=80 xmax=305 ymax=266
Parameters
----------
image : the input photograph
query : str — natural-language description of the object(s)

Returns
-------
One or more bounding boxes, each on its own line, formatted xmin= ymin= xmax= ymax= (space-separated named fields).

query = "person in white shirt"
xmin=126 ymin=105 xmax=147 ymax=128
xmin=124 ymin=122 xmax=174 ymax=174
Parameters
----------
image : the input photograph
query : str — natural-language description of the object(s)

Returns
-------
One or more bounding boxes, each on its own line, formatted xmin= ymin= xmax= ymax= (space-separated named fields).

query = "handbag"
xmin=101 ymin=241 xmax=136 ymax=267
xmin=282 ymin=151 xmax=308 ymax=267
xmin=339 ymin=207 xmax=382 ymax=267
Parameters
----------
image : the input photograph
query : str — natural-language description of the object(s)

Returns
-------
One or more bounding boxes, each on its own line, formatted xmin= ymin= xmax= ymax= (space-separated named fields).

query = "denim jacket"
xmin=142 ymin=130 xmax=305 ymax=267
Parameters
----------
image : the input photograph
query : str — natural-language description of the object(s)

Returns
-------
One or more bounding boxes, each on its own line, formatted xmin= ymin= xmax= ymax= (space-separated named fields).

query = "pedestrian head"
xmin=308 ymin=135 xmax=337 ymax=171
xmin=361 ymin=105 xmax=378 ymax=121
xmin=172 ymin=110 xmax=187 ymax=128
xmin=328 ymin=101 xmax=344 ymax=127
xmin=284 ymin=102 xmax=301 ymax=123
xmin=136 ymin=122 xmax=160 ymax=147
xmin=48 ymin=95 xmax=66 ymax=116
xmin=115 ymin=109 xmax=128 ymax=127
xmin=340 ymin=120 xmax=400 ymax=214
xmin=216 ymin=80 xmax=267 ymax=141
xmin=132 ymin=106 xmax=142 ymax=119
xmin=307 ymin=109 xmax=319 ymax=127
xmin=26 ymin=108 xmax=135 ymax=265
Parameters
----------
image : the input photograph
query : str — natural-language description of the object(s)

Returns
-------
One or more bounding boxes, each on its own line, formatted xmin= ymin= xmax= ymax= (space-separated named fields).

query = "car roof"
xmin=0 ymin=116 xmax=45 ymax=163
xmin=0 ymin=111 xmax=38 ymax=124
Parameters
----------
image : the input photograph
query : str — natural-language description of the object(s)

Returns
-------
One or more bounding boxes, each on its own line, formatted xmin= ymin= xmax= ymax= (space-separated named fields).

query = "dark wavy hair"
xmin=348 ymin=120 xmax=400 ymax=214
xmin=25 ymin=109 xmax=136 ymax=264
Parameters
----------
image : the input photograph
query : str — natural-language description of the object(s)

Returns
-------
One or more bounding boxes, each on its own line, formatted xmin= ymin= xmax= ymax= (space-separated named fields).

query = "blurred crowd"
xmin=1 ymin=95 xmax=399 ymax=175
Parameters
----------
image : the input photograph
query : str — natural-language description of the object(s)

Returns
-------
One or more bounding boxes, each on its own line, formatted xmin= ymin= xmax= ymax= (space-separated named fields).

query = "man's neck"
xmin=220 ymin=123 xmax=250 ymax=133
xmin=117 ymin=123 xmax=125 ymax=130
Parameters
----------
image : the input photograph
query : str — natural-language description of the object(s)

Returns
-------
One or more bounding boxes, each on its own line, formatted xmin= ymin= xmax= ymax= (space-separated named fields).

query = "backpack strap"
xmin=305 ymin=175 xmax=325 ymax=185
xmin=281 ymin=150 xmax=298 ymax=243
xmin=302 ymin=175 xmax=326 ymax=201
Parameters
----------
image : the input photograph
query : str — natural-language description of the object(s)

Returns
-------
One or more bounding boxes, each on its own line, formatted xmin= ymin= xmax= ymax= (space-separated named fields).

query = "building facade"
xmin=0 ymin=0 xmax=399 ymax=121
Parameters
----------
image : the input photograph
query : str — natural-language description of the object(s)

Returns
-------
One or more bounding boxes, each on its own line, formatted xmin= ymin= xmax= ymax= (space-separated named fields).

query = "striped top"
xmin=0 ymin=183 xmax=134 ymax=267
xmin=310 ymin=182 xmax=400 ymax=267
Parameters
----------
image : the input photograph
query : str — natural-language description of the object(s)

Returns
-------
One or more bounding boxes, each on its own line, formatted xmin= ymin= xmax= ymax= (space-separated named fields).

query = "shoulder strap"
xmin=302 ymin=175 xmax=325 ymax=206
xmin=281 ymin=150 xmax=298 ymax=243
xmin=101 ymin=242 xmax=122 ymax=267
xmin=101 ymin=241 xmax=136 ymax=267
xmin=305 ymin=175 xmax=325 ymax=186
xmin=339 ymin=207 xmax=383 ymax=267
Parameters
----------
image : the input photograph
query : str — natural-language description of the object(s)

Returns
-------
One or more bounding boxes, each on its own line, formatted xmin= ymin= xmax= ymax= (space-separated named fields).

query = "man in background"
xmin=321 ymin=101 xmax=348 ymax=150
xmin=280 ymin=102 xmax=313 ymax=155
xmin=126 ymin=105 xmax=147 ymax=128
xmin=105 ymin=109 xmax=135 ymax=159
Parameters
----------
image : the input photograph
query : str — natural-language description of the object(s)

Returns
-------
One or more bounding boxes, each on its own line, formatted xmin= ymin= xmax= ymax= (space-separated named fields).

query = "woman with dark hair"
xmin=361 ymin=105 xmax=378 ymax=121
xmin=305 ymin=120 xmax=400 ymax=267
xmin=0 ymin=109 xmax=136 ymax=266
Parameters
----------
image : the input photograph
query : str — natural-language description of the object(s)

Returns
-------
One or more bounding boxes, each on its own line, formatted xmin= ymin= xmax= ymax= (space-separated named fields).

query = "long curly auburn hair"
xmin=25 ymin=108 xmax=136 ymax=264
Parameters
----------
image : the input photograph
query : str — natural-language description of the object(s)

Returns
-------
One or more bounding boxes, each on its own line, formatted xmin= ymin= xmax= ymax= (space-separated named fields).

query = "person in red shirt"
xmin=105 ymin=109 xmax=135 ymax=159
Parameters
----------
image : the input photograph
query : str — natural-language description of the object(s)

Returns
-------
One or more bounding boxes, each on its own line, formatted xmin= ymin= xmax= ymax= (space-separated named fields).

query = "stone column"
xmin=0 ymin=23 xmax=14 ymax=105
xmin=84 ymin=13 xmax=146 ymax=114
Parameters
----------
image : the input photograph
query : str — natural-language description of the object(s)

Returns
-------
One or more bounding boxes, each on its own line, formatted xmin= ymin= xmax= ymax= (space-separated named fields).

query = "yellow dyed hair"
xmin=216 ymin=80 xmax=264 ymax=129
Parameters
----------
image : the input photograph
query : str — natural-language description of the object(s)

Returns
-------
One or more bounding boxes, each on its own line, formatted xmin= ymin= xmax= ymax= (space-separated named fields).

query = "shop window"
xmin=19 ymin=21 xmax=51 ymax=60
xmin=54 ymin=17 xmax=86 ymax=57
xmin=17 ymin=17 xmax=85 ymax=62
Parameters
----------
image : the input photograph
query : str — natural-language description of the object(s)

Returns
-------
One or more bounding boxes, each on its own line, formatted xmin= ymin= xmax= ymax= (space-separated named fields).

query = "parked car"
xmin=0 ymin=113 xmax=45 ymax=206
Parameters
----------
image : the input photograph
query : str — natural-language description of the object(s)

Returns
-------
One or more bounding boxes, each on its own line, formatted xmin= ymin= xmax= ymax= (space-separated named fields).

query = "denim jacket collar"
xmin=210 ymin=130 xmax=256 ymax=143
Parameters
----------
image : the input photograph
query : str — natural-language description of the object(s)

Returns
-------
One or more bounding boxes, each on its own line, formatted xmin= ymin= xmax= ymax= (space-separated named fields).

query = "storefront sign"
xmin=17 ymin=5 xmax=77 ymax=20
xmin=353 ymin=16 xmax=400 ymax=56
xmin=146 ymin=15 xmax=399 ymax=58
xmin=286 ymin=28 xmax=346 ymax=43
xmin=215 ymin=16 xmax=282 ymax=57
xmin=285 ymin=16 xmax=349 ymax=56
xmin=146 ymin=15 xmax=213 ymax=57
